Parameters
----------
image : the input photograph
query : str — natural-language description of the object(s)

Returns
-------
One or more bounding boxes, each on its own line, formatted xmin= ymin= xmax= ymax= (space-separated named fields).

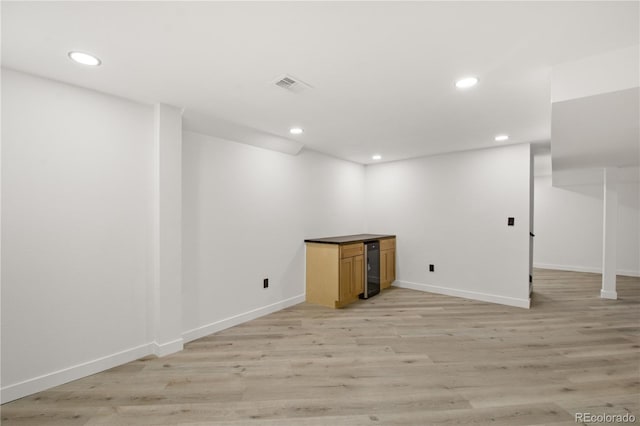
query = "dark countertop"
xmin=304 ymin=234 xmax=395 ymax=245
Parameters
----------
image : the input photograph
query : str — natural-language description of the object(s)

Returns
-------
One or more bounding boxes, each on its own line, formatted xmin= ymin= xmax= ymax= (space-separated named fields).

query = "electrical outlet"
xmin=263 ymin=278 xmax=269 ymax=288
xmin=429 ymin=264 xmax=435 ymax=272
xmin=508 ymin=217 xmax=515 ymax=226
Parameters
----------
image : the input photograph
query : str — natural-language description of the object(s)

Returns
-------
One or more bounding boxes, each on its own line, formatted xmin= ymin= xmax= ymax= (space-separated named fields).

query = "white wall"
xmin=534 ymin=174 xmax=640 ymax=276
xmin=365 ymin=143 xmax=532 ymax=308
xmin=1 ymin=70 xmax=155 ymax=400
xmin=181 ymin=132 xmax=366 ymax=341
xmin=0 ymin=69 xmax=535 ymax=403
xmin=0 ymin=70 xmax=367 ymax=403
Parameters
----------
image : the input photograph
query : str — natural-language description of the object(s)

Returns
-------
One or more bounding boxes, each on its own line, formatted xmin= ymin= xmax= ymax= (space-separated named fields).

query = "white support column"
xmin=601 ymin=167 xmax=618 ymax=300
xmin=152 ymin=103 xmax=183 ymax=356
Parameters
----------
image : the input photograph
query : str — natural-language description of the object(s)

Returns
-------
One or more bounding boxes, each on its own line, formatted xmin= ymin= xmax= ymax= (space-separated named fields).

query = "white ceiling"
xmin=2 ymin=1 xmax=638 ymax=164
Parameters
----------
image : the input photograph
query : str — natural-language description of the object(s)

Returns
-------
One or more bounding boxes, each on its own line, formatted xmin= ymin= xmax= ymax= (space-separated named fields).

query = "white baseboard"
xmin=534 ymin=263 xmax=601 ymax=274
xmin=1 ymin=342 xmax=153 ymax=404
xmin=151 ymin=338 xmax=184 ymax=357
xmin=393 ymin=280 xmax=530 ymax=309
xmin=534 ymin=263 xmax=640 ymax=277
xmin=181 ymin=294 xmax=305 ymax=343
xmin=618 ymin=269 xmax=640 ymax=278
xmin=2 ymin=296 xmax=305 ymax=404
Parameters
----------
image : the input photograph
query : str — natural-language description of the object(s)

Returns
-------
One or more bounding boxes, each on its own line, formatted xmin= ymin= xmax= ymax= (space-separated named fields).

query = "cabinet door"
xmin=353 ymin=254 xmax=364 ymax=296
xmin=380 ymin=249 xmax=396 ymax=288
xmin=339 ymin=256 xmax=353 ymax=302
xmin=386 ymin=248 xmax=396 ymax=284
xmin=380 ymin=250 xmax=391 ymax=289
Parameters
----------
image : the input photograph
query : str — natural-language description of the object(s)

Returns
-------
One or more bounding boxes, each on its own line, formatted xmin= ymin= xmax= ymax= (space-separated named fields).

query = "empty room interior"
xmin=1 ymin=1 xmax=639 ymax=425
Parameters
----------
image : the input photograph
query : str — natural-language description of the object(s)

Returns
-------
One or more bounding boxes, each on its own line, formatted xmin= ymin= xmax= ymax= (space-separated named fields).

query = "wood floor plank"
xmin=1 ymin=268 xmax=638 ymax=425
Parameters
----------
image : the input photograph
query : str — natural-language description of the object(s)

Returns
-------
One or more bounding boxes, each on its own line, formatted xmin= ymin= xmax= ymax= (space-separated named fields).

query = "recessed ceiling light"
xmin=495 ymin=134 xmax=509 ymax=142
xmin=455 ymin=76 xmax=478 ymax=89
xmin=289 ymin=127 xmax=304 ymax=135
xmin=68 ymin=51 xmax=101 ymax=66
xmin=372 ymin=154 xmax=382 ymax=160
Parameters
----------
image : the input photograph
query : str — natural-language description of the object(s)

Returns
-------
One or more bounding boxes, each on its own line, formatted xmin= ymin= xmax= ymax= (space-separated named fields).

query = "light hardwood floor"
xmin=2 ymin=269 xmax=639 ymax=425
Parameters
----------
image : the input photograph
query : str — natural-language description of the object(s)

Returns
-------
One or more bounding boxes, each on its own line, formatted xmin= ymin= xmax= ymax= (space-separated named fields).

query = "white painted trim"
xmin=393 ymin=280 xmax=530 ymax=309
xmin=534 ymin=263 xmax=640 ymax=277
xmin=151 ymin=338 xmax=184 ymax=357
xmin=1 ymin=343 xmax=153 ymax=404
xmin=617 ymin=269 xmax=640 ymax=278
xmin=182 ymin=294 xmax=305 ymax=343
xmin=534 ymin=262 xmax=600 ymax=274
xmin=1 ymin=294 xmax=306 ymax=404
xmin=601 ymin=289 xmax=618 ymax=300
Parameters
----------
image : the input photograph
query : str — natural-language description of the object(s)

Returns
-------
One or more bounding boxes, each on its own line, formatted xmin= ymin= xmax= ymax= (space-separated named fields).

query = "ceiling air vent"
xmin=273 ymin=74 xmax=313 ymax=93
